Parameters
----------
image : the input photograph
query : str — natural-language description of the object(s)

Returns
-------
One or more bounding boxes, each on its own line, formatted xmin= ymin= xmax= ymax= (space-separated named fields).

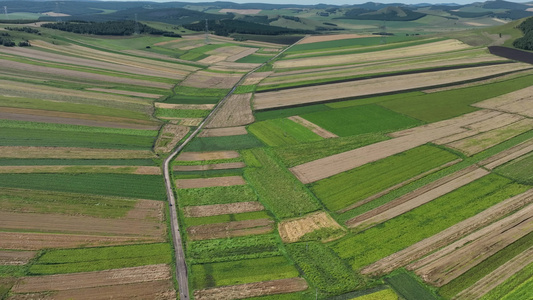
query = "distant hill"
xmin=339 ymin=6 xmax=427 ymax=21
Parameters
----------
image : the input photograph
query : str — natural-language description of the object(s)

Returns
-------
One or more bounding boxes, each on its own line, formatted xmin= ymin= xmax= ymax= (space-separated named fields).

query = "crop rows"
xmin=385 ymin=270 xmax=438 ymax=300
xmin=184 ymin=134 xmax=264 ymax=152
xmin=248 ymin=118 xmax=323 ymax=146
xmin=481 ymin=261 xmax=533 ymax=300
xmin=177 ymin=185 xmax=258 ymax=206
xmin=183 ymin=210 xmax=271 ymax=227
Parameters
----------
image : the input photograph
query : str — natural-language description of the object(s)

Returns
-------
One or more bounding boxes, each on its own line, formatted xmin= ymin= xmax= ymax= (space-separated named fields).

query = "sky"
xmin=106 ymin=0 xmax=533 ymax=5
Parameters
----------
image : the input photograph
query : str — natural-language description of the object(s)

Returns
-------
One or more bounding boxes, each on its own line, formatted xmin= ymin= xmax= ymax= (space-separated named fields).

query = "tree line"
xmin=513 ymin=17 xmax=533 ymax=50
xmin=41 ymin=20 xmax=180 ymax=37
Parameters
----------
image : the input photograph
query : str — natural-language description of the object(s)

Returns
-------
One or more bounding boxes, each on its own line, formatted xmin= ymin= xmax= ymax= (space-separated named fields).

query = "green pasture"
xmin=326 ymin=92 xmax=424 ymax=109
xmin=495 ymin=152 xmax=533 ymax=185
xmin=191 ymin=256 xmax=299 ymax=289
xmin=385 ymin=270 xmax=439 ymax=300
xmin=184 ymin=134 xmax=264 ymax=152
xmin=233 ymin=85 xmax=256 ymax=94
xmin=310 ymin=145 xmax=458 ymax=212
xmin=174 ymin=168 xmax=243 ymax=179
xmin=284 ymin=36 xmax=420 ymax=55
xmin=254 ymin=104 xmax=331 ymax=121
xmin=183 ymin=210 xmax=271 ymax=227
xmin=177 ymin=185 xmax=258 ymax=206
xmin=481 ymin=261 xmax=533 ymax=300
xmin=248 ymin=118 xmax=323 ymax=146
xmin=329 ymin=175 xmax=528 ymax=270
xmin=164 ymin=86 xmax=229 ymax=104
xmin=173 ymin=156 xmax=243 ymax=166
xmin=501 ymin=279 xmax=533 ymax=300
xmin=236 ymin=54 xmax=272 ymax=64
xmin=155 ymin=107 xmax=210 ymax=118
xmin=352 ymin=289 xmax=399 ymax=300
xmin=301 ymin=105 xmax=422 ymax=137
xmin=30 ymin=243 xmax=171 ymax=275
xmin=0 ymin=173 xmax=167 ymax=200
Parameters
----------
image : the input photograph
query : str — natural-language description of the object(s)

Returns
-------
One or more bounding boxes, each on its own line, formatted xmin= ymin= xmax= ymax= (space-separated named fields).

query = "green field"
xmin=352 ymin=289 xmax=399 ymax=300
xmin=330 ymin=175 xmax=528 ymax=270
xmin=183 ymin=210 xmax=271 ymax=227
xmin=184 ymin=134 xmax=264 ymax=151
xmin=481 ymin=261 xmax=533 ymax=300
xmin=253 ymin=104 xmax=331 ymax=121
xmin=501 ymin=279 xmax=533 ymax=300
xmin=164 ymin=86 xmax=229 ymax=104
xmin=177 ymin=185 xmax=258 ymax=206
xmin=0 ymin=158 xmax=156 ymax=166
xmin=301 ymin=105 xmax=422 ymax=137
xmin=248 ymin=118 xmax=323 ymax=146
xmin=385 ymin=270 xmax=439 ymax=300
xmin=495 ymin=152 xmax=533 ymax=184
xmin=284 ymin=36 xmax=420 ymax=55
xmin=243 ymin=148 xmax=321 ymax=219
xmin=236 ymin=54 xmax=272 ymax=64
xmin=191 ymin=256 xmax=299 ymax=289
xmin=310 ymin=145 xmax=458 ymax=212
xmin=174 ymin=168 xmax=243 ymax=179
xmin=0 ymin=174 xmax=166 ymax=200
xmin=29 ymin=243 xmax=171 ymax=275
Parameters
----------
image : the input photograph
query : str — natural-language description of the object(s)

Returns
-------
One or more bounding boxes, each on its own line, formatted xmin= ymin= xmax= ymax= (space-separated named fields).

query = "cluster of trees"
xmin=340 ymin=7 xmax=426 ymax=21
xmin=5 ymin=26 xmax=40 ymax=34
xmin=183 ymin=19 xmax=314 ymax=36
xmin=41 ymin=20 xmax=180 ymax=37
xmin=513 ymin=17 xmax=533 ymax=50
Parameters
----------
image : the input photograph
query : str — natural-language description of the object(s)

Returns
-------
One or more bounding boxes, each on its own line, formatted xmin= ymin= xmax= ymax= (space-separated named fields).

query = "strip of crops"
xmin=29 ymin=243 xmax=171 ymax=275
xmin=310 ymin=145 xmax=458 ymax=212
xmin=0 ymin=188 xmax=137 ymax=218
xmin=385 ymin=270 xmax=439 ymax=300
xmin=243 ymin=291 xmax=313 ymax=300
xmin=254 ymin=104 xmax=331 ymax=121
xmin=187 ymin=235 xmax=281 ymax=264
xmin=0 ymin=173 xmax=166 ymax=200
xmin=177 ymin=185 xmax=257 ymax=206
xmin=0 ymin=158 xmax=156 ymax=166
xmin=236 ymin=55 xmax=271 ymax=63
xmin=184 ymin=135 xmax=264 ymax=151
xmin=301 ymin=105 xmax=422 ymax=137
xmin=351 ymin=289 xmax=398 ymax=300
xmin=481 ymin=261 xmax=533 ymax=300
xmin=326 ymin=92 xmax=424 ymax=109
xmin=191 ymin=256 xmax=299 ymax=289
xmin=495 ymin=152 xmax=533 ymax=184
xmin=500 ymin=278 xmax=533 ymax=300
xmin=173 ymin=157 xmax=243 ymax=166
xmin=184 ymin=211 xmax=271 ymax=227
xmin=174 ymin=169 xmax=244 ymax=180
xmin=248 ymin=118 xmax=323 ymax=146
xmin=155 ymin=107 xmax=210 ymax=119
xmin=439 ymin=231 xmax=533 ymax=298
xmin=286 ymin=242 xmax=360 ymax=295
xmin=329 ymin=175 xmax=528 ymax=270
xmin=243 ymin=148 xmax=320 ymax=219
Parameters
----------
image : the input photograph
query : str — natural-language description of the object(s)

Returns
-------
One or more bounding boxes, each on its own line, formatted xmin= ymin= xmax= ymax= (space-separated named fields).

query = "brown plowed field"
xmin=278 ymin=212 xmax=344 ymax=243
xmin=473 ymin=85 xmax=533 ymax=117
xmin=174 ymin=162 xmax=246 ymax=171
xmin=0 ymin=165 xmax=161 ymax=175
xmin=455 ymin=247 xmax=533 ymax=300
xmin=205 ymin=94 xmax=254 ymax=128
xmin=288 ymin=116 xmax=337 ymax=138
xmin=176 ymin=176 xmax=246 ymax=189
xmin=86 ymin=88 xmax=163 ymax=99
xmin=154 ymin=124 xmax=190 ymax=154
xmin=176 ymin=151 xmax=240 ymax=161
xmin=347 ymin=167 xmax=488 ymax=230
xmin=187 ymin=219 xmax=274 ymax=240
xmin=194 ymin=277 xmax=308 ymax=300
xmin=184 ymin=201 xmax=264 ymax=217
xmin=361 ymin=189 xmax=533 ymax=276
xmin=12 ymin=264 xmax=171 ymax=293
xmin=410 ymin=204 xmax=533 ymax=286
xmin=0 ymin=147 xmax=155 ymax=159
xmin=180 ymin=71 xmax=242 ymax=89
xmin=480 ymin=139 xmax=533 ymax=170
xmin=154 ymin=103 xmax=215 ymax=110
xmin=254 ymin=63 xmax=531 ymax=110
xmin=291 ymin=110 xmax=501 ymax=184
xmin=0 ymin=251 xmax=36 ymax=265
xmin=126 ymin=200 xmax=164 ymax=220
xmin=198 ymin=126 xmax=248 ymax=137
xmin=298 ymin=34 xmax=374 ymax=44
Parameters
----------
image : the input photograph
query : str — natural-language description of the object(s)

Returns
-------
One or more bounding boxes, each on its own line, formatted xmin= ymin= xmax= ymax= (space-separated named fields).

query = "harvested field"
xmin=180 ymin=71 xmax=242 ymax=89
xmin=288 ymin=116 xmax=338 ymax=138
xmin=291 ymin=110 xmax=501 ymax=184
xmin=184 ymin=201 xmax=264 ymax=217
xmin=409 ymin=204 xmax=533 ymax=286
xmin=243 ymin=72 xmax=273 ymax=85
xmin=174 ymin=162 xmax=245 ymax=171
xmin=480 ymin=139 xmax=533 ymax=170
xmin=187 ymin=218 xmax=274 ymax=240
xmin=176 ymin=150 xmax=240 ymax=161
xmin=198 ymin=55 xmax=226 ymax=64
xmin=176 ymin=176 xmax=246 ymax=189
xmin=154 ymin=124 xmax=189 ymax=154
xmin=446 ymin=118 xmax=533 ymax=156
xmin=219 ymin=9 xmax=262 ymax=14
xmin=0 ymin=165 xmax=161 ymax=175
xmin=0 ymin=147 xmax=155 ymax=159
xmin=86 ymin=88 xmax=163 ymax=99
xmin=226 ymin=48 xmax=259 ymax=62
xmin=454 ymin=247 xmax=533 ymax=300
xmin=209 ymin=62 xmax=261 ymax=72
xmin=278 ymin=212 xmax=344 ymax=243
xmin=194 ymin=278 xmax=308 ymax=300
xmin=0 ymin=250 xmax=36 ymax=265
xmin=11 ymin=264 xmax=171 ymax=293
xmin=298 ymin=34 xmax=374 ymax=44
xmin=198 ymin=126 xmax=248 ymax=137
xmin=154 ymin=103 xmax=215 ymax=110
xmin=254 ymin=63 xmax=532 ymax=110
xmin=473 ymin=85 xmax=533 ymax=117
xmin=169 ymin=118 xmax=203 ymax=126
xmin=361 ymin=189 xmax=533 ymax=276
xmin=206 ymin=94 xmax=254 ymax=128
xmin=346 ymin=167 xmax=489 ymax=229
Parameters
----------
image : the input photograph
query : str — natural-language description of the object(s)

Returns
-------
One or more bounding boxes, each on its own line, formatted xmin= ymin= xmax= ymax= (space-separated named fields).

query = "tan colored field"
xmin=176 ymin=176 xmax=246 ymax=188
xmin=187 ymin=219 xmax=274 ymax=240
xmin=0 ymin=165 xmax=161 ymax=175
xmin=277 ymin=40 xmax=471 ymax=68
xmin=0 ymin=251 xmax=36 ymax=265
xmin=205 ymin=94 xmax=254 ymax=128
xmin=254 ymin=63 xmax=532 ymax=110
xmin=480 ymin=139 xmax=533 ymax=170
xmin=167 ymin=118 xmax=203 ymax=126
xmin=278 ymin=212 xmax=344 ymax=243
xmin=123 ymin=49 xmax=206 ymax=66
xmin=174 ymin=162 xmax=245 ymax=171
xmin=288 ymin=116 xmax=337 ymax=138
xmin=219 ymin=9 xmax=262 ymax=14
xmin=180 ymin=71 xmax=242 ymax=89
xmin=298 ymin=34 xmax=375 ymax=44
xmin=176 ymin=150 xmax=240 ymax=161
xmin=208 ymin=61 xmax=261 ymax=72
xmin=446 ymin=118 xmax=533 ymax=155
xmin=410 ymin=204 xmax=533 ymax=286
xmin=346 ymin=167 xmax=489 ymax=229
xmin=184 ymin=201 xmax=264 ymax=217
xmin=473 ymin=85 xmax=533 ymax=117
xmin=0 ymin=146 xmax=155 ymax=159
xmin=198 ymin=55 xmax=226 ymax=64
xmin=194 ymin=278 xmax=308 ymax=300
xmin=155 ymin=103 xmax=215 ymax=110
xmin=361 ymin=189 xmax=533 ymax=276
xmin=12 ymin=264 xmax=171 ymax=293
xmin=87 ymin=88 xmax=163 ymax=99
xmin=154 ymin=124 xmax=190 ymax=154
xmin=227 ymin=48 xmax=259 ymax=62
xmin=198 ymin=126 xmax=248 ymax=137
xmin=243 ymin=72 xmax=273 ymax=85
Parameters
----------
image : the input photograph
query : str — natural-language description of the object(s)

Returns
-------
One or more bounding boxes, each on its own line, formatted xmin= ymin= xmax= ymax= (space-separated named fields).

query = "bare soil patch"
xmin=198 ymin=126 xmax=248 ymax=137
xmin=205 ymin=94 xmax=254 ymax=128
xmin=288 ymin=116 xmax=338 ymax=138
xmin=154 ymin=124 xmax=190 ymax=154
xmin=194 ymin=278 xmax=308 ymax=300
xmin=480 ymin=139 xmax=533 ymax=170
xmin=187 ymin=219 xmax=274 ymax=240
xmin=219 ymin=9 xmax=262 ymax=14
xmin=126 ymin=199 xmax=164 ymax=221
xmin=87 ymin=88 xmax=163 ymax=99
xmin=0 ymin=251 xmax=36 ymax=265
xmin=174 ymin=162 xmax=245 ymax=171
xmin=0 ymin=147 xmax=155 ymax=159
xmin=176 ymin=176 xmax=246 ymax=189
xmin=278 ymin=212 xmax=344 ymax=243
xmin=176 ymin=151 xmax=240 ymax=161
xmin=184 ymin=201 xmax=264 ymax=217
xmin=12 ymin=264 xmax=171 ymax=293
xmin=155 ymin=103 xmax=215 ymax=110
xmin=180 ymin=71 xmax=242 ymax=89
xmin=361 ymin=189 xmax=533 ymax=276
